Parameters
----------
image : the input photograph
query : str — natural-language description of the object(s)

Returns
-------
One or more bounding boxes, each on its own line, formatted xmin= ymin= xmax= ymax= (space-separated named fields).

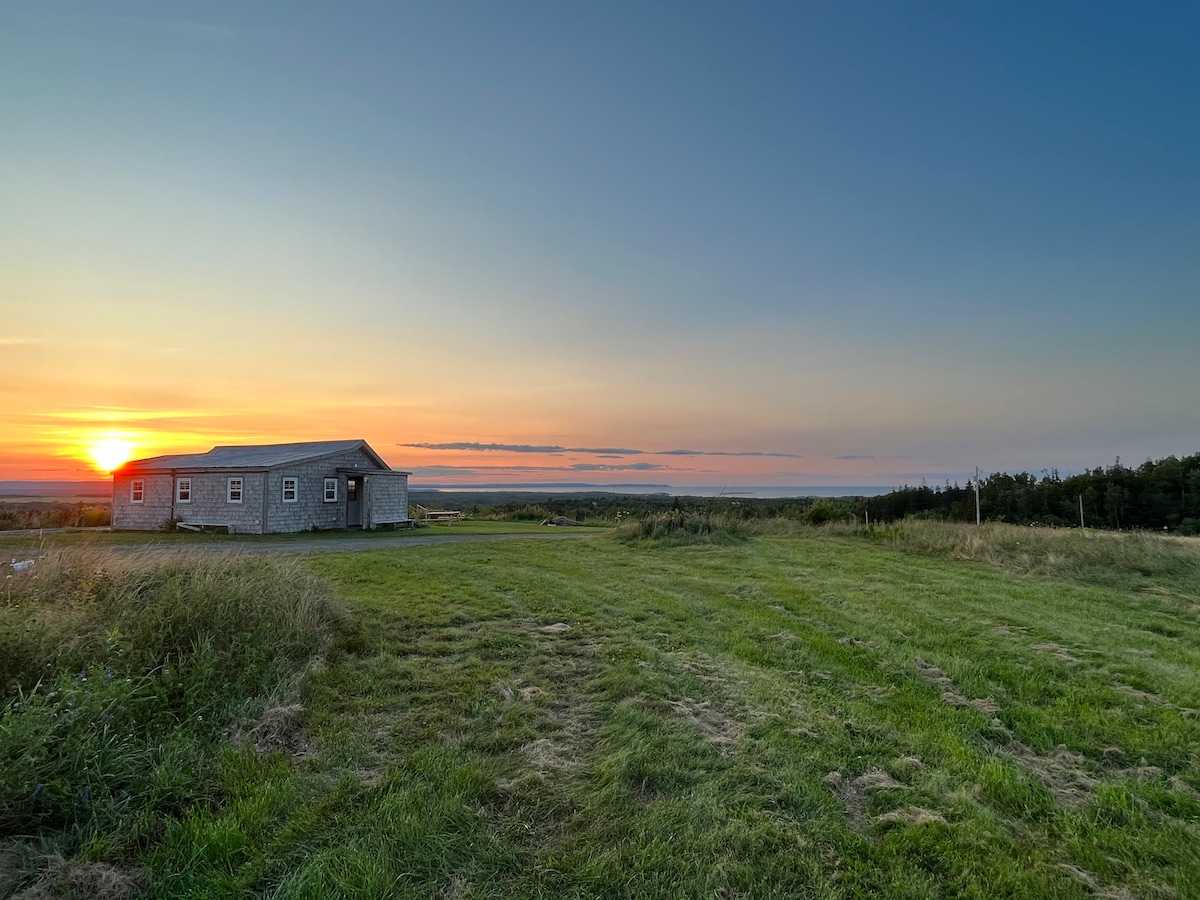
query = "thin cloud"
xmin=0 ymin=337 xmax=45 ymax=346
xmin=404 ymin=462 xmax=669 ymax=475
xmin=403 ymin=441 xmax=648 ymax=455
xmin=570 ymin=463 xmax=666 ymax=472
xmin=38 ymin=407 xmax=210 ymax=421
xmin=403 ymin=441 xmax=800 ymax=459
xmin=657 ymin=449 xmax=804 ymax=459
xmin=403 ymin=442 xmax=567 ymax=453
xmin=21 ymin=13 xmax=239 ymax=43
xmin=409 ymin=466 xmax=480 ymax=477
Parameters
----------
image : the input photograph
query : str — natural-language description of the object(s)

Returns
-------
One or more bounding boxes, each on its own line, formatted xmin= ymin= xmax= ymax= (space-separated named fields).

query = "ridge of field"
xmin=2 ymin=524 xmax=1198 ymax=897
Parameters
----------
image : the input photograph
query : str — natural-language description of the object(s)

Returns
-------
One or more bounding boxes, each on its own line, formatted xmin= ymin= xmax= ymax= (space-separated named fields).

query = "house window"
xmin=177 ymin=478 xmax=192 ymax=504
xmin=282 ymin=477 xmax=298 ymax=503
xmin=130 ymin=480 xmax=144 ymax=503
xmin=324 ymin=478 xmax=338 ymax=502
xmin=228 ymin=478 xmax=243 ymax=504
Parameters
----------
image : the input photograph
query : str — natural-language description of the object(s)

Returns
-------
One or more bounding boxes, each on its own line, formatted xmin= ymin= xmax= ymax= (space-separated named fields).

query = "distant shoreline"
xmin=414 ymin=484 xmax=894 ymax=499
xmin=2 ymin=480 xmax=893 ymax=501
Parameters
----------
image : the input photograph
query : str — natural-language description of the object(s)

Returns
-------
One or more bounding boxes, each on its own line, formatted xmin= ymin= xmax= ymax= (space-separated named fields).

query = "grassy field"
xmin=2 ymin=524 xmax=1199 ymax=897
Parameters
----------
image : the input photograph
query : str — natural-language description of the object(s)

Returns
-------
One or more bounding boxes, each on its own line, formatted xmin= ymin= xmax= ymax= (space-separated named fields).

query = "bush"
xmin=503 ymin=504 xmax=552 ymax=522
xmin=803 ymin=500 xmax=855 ymax=526
xmin=613 ymin=511 xmax=747 ymax=546
xmin=0 ymin=502 xmax=111 ymax=531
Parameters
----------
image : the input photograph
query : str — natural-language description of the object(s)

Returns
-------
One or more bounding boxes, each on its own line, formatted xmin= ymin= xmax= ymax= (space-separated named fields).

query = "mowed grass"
xmin=141 ymin=528 xmax=1200 ymax=898
xmin=4 ymin=526 xmax=1199 ymax=897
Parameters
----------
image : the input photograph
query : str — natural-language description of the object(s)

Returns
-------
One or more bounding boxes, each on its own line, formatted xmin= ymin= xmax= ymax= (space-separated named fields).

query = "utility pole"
xmin=974 ymin=467 xmax=981 ymax=525
xmin=1079 ymin=494 xmax=1085 ymax=530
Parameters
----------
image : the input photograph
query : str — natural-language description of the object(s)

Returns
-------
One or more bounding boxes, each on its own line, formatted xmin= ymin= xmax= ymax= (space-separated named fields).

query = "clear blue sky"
xmin=2 ymin=1 xmax=1197 ymax=486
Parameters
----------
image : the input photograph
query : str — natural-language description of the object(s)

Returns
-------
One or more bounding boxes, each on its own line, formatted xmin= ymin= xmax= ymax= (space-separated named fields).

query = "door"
xmin=346 ymin=477 xmax=362 ymax=528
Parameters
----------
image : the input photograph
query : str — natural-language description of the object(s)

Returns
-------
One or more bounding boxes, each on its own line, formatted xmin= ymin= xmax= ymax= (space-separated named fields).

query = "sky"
xmin=2 ymin=1 xmax=1197 ymax=491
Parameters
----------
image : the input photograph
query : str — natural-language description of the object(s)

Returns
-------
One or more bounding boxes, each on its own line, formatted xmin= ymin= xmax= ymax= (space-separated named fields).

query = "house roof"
xmin=117 ymin=440 xmax=394 ymax=473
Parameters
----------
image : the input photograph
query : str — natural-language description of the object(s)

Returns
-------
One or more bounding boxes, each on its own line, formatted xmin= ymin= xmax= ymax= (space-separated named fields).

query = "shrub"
xmin=613 ymin=511 xmax=747 ymax=546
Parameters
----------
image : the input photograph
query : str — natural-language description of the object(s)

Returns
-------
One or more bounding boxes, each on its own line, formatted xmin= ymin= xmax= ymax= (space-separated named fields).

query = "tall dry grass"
xmin=840 ymin=519 xmax=1200 ymax=593
xmin=0 ymin=547 xmax=344 ymax=885
xmin=611 ymin=511 xmax=1200 ymax=594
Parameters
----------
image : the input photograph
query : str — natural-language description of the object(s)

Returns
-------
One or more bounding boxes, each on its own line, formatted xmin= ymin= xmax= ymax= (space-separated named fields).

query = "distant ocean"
xmin=419 ymin=483 xmax=894 ymax=499
xmin=1 ymin=481 xmax=897 ymax=501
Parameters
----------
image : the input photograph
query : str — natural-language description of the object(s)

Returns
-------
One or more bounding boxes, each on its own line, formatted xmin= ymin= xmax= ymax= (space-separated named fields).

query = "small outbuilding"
xmin=111 ymin=439 xmax=410 ymax=534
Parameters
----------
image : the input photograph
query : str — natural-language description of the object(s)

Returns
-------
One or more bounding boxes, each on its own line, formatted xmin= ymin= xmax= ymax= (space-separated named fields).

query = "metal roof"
xmin=336 ymin=467 xmax=412 ymax=476
xmin=118 ymin=440 xmax=393 ymax=473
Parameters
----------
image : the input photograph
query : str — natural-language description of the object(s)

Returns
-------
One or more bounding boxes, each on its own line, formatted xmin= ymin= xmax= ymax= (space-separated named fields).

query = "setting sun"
xmin=87 ymin=438 xmax=136 ymax=473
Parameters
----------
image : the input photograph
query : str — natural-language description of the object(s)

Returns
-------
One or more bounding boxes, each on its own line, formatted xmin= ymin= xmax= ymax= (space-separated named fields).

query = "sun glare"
xmin=88 ymin=439 xmax=135 ymax=473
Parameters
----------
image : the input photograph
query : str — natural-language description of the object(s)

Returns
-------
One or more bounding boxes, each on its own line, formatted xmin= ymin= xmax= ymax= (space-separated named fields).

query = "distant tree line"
xmin=863 ymin=453 xmax=1200 ymax=533
xmin=412 ymin=452 xmax=1200 ymax=534
xmin=0 ymin=502 xmax=111 ymax=531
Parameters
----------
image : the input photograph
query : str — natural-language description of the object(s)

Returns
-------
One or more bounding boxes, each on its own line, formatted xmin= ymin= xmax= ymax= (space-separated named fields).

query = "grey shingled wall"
xmin=172 ymin=471 xmax=268 ymax=534
xmin=264 ymin=447 xmax=383 ymax=533
xmin=111 ymin=474 xmax=174 ymax=530
xmin=367 ymin=474 xmax=409 ymax=527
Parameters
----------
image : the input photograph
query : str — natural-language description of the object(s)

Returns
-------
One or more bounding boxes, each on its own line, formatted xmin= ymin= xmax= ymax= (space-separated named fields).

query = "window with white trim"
xmin=282 ymin=477 xmax=298 ymax=503
xmin=228 ymin=478 xmax=243 ymax=504
xmin=130 ymin=480 xmax=144 ymax=503
xmin=324 ymin=478 xmax=338 ymax=502
xmin=176 ymin=478 xmax=192 ymax=503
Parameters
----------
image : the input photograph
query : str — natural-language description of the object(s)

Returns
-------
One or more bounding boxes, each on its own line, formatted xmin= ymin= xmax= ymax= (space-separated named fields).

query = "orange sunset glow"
xmin=1 ymin=6 xmax=1194 ymax=493
xmin=85 ymin=436 xmax=137 ymax=474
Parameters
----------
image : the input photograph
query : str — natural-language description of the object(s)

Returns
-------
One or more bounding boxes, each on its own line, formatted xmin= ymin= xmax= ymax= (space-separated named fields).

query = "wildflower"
xmin=32 ymin=783 xmax=44 ymax=797
xmin=105 ymin=669 xmax=114 ymax=682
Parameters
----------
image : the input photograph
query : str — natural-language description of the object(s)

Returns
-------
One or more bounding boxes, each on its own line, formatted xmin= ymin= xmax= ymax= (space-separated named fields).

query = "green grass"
xmin=0 ymin=549 xmax=344 ymax=897
xmin=3 ymin=525 xmax=1199 ymax=897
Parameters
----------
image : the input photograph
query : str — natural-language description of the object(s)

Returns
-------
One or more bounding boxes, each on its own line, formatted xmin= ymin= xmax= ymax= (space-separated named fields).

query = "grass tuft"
xmin=0 ymin=548 xmax=342 ymax=892
xmin=613 ymin=510 xmax=748 ymax=546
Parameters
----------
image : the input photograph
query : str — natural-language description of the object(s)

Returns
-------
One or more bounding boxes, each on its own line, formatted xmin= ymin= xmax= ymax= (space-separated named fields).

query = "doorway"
xmin=346 ymin=477 xmax=362 ymax=528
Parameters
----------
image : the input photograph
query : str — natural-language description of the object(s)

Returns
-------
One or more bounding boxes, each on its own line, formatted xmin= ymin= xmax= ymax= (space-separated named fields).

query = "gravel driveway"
xmin=3 ymin=529 xmax=599 ymax=558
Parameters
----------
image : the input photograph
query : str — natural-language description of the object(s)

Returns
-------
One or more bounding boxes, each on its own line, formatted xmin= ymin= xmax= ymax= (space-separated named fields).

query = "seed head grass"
xmin=0 ymin=548 xmax=343 ymax=894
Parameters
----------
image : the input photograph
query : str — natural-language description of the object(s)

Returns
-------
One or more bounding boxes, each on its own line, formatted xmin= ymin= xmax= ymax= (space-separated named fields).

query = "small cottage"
xmin=111 ymin=439 xmax=409 ymax=534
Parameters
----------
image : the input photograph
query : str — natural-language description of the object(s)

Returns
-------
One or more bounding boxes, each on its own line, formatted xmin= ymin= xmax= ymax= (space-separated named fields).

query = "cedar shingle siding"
xmin=111 ymin=440 xmax=409 ymax=534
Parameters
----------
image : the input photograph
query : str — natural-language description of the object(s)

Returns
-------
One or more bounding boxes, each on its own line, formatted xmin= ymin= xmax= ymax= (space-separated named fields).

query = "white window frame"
xmin=282 ymin=477 xmax=298 ymax=503
xmin=176 ymin=477 xmax=192 ymax=504
xmin=227 ymin=477 xmax=243 ymax=504
xmin=324 ymin=477 xmax=338 ymax=502
xmin=130 ymin=479 xmax=144 ymax=504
